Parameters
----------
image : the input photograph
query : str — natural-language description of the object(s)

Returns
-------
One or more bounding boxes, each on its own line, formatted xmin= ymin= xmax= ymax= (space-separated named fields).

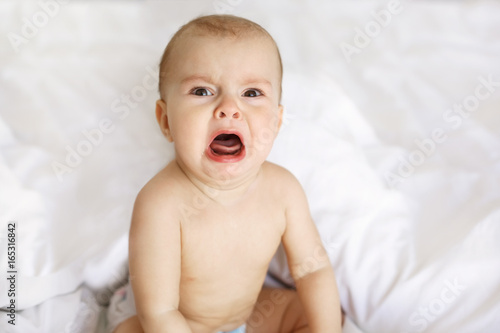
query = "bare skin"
xmin=115 ymin=27 xmax=342 ymax=333
xmin=117 ymin=162 xmax=337 ymax=333
xmin=116 ymin=288 xmax=311 ymax=333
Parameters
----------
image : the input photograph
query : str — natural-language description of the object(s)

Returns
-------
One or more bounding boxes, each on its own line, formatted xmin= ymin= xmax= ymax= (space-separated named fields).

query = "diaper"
xmin=225 ymin=324 xmax=246 ymax=333
xmin=106 ymin=283 xmax=246 ymax=333
xmin=106 ymin=283 xmax=137 ymax=333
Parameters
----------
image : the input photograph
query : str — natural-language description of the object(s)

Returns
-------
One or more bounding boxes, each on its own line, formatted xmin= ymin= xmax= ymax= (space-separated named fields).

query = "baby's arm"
xmin=281 ymin=173 xmax=342 ymax=333
xmin=128 ymin=180 xmax=192 ymax=333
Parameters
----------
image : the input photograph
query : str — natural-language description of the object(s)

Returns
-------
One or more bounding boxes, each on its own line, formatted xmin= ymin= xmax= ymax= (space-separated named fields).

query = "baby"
xmin=107 ymin=14 xmax=342 ymax=333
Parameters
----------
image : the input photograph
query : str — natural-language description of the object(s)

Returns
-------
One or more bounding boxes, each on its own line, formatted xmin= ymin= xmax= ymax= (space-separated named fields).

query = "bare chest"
xmin=179 ymin=196 xmax=285 ymax=278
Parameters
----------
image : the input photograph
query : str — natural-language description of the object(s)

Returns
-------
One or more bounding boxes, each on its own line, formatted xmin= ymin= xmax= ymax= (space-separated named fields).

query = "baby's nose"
xmin=214 ymin=97 xmax=242 ymax=120
xmin=215 ymin=109 xmax=241 ymax=119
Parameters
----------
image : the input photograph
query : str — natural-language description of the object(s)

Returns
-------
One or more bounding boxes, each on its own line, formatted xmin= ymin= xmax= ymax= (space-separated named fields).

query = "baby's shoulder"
xmin=261 ymin=162 xmax=310 ymax=217
xmin=261 ymin=161 xmax=304 ymax=194
xmin=134 ymin=161 xmax=187 ymax=209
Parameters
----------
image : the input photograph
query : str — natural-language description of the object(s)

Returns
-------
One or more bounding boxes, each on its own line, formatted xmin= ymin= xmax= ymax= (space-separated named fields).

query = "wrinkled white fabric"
xmin=0 ymin=1 xmax=499 ymax=332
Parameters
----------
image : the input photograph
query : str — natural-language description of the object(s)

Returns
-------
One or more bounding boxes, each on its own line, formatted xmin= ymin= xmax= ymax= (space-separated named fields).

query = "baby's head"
xmin=158 ymin=15 xmax=283 ymax=101
xmin=155 ymin=15 xmax=284 ymax=185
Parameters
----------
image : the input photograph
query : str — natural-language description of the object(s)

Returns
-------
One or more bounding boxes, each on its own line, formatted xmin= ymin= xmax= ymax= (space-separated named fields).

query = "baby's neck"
xmin=175 ymin=160 xmax=262 ymax=206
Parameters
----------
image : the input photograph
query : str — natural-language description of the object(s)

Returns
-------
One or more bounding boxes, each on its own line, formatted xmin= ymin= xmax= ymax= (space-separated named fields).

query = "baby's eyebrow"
xmin=180 ymin=75 xmax=273 ymax=88
xmin=242 ymin=78 xmax=272 ymax=87
xmin=180 ymin=75 xmax=214 ymax=85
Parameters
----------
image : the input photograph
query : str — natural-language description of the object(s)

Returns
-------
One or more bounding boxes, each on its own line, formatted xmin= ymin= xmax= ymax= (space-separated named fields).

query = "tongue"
xmin=210 ymin=134 xmax=242 ymax=155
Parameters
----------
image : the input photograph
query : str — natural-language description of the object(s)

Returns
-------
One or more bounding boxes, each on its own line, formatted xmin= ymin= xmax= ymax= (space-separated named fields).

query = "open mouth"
xmin=210 ymin=134 xmax=243 ymax=155
xmin=207 ymin=132 xmax=245 ymax=162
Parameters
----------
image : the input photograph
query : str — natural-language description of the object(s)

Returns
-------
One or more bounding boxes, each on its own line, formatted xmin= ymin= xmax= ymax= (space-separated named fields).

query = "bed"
xmin=1 ymin=1 xmax=499 ymax=332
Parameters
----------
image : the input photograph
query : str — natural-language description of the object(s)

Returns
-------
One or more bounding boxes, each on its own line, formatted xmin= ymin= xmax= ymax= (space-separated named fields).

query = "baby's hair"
xmin=158 ymin=14 xmax=283 ymax=99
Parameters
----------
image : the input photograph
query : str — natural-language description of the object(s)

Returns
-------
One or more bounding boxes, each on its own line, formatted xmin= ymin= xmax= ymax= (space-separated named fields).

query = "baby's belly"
xmin=177 ymin=212 xmax=284 ymax=332
xmin=178 ymin=268 xmax=267 ymax=333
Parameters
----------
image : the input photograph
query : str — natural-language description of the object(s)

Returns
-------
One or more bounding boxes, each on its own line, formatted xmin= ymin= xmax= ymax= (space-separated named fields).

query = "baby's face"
xmin=157 ymin=33 xmax=283 ymax=185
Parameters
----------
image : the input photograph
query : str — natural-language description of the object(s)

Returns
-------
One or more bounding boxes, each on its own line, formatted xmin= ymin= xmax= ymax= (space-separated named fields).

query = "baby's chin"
xmin=174 ymin=142 xmax=270 ymax=189
xmin=200 ymin=154 xmax=267 ymax=188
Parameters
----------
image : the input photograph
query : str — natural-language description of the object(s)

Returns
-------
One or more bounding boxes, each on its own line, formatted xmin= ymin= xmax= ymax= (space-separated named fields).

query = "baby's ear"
xmin=276 ymin=104 xmax=284 ymax=132
xmin=155 ymin=100 xmax=173 ymax=142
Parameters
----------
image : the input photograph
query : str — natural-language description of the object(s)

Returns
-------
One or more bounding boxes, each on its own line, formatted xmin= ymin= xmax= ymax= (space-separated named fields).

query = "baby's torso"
xmin=174 ymin=164 xmax=287 ymax=332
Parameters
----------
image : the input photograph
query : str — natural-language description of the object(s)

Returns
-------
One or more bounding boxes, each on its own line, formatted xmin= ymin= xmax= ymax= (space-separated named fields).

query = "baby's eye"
xmin=191 ymin=88 xmax=213 ymax=96
xmin=243 ymin=89 xmax=263 ymax=97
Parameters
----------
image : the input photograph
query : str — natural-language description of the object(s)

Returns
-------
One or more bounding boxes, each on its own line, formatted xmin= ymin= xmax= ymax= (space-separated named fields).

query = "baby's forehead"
xmin=179 ymin=27 xmax=273 ymax=49
xmin=173 ymin=34 xmax=281 ymax=80
xmin=169 ymin=31 xmax=281 ymax=73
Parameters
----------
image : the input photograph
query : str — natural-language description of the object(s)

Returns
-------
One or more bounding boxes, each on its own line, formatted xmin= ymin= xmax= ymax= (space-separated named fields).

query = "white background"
xmin=1 ymin=1 xmax=499 ymax=332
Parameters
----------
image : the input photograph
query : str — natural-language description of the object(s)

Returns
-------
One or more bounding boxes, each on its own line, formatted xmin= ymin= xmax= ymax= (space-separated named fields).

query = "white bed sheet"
xmin=1 ymin=1 xmax=499 ymax=332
